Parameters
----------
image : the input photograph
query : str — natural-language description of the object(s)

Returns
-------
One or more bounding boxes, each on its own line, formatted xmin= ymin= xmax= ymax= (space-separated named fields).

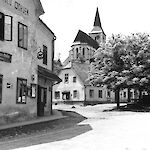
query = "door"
xmin=37 ymin=85 xmax=47 ymax=116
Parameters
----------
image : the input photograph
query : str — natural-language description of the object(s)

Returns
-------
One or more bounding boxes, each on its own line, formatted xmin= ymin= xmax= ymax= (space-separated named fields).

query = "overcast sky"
xmin=40 ymin=0 xmax=150 ymax=62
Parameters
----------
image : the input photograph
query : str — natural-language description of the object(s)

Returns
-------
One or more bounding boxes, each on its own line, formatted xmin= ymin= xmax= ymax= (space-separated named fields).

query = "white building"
xmin=0 ymin=0 xmax=61 ymax=118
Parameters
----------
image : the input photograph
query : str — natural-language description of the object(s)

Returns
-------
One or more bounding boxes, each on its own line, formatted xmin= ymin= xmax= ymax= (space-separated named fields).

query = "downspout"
xmin=84 ymin=85 xmax=86 ymax=106
xmin=50 ymin=35 xmax=56 ymax=115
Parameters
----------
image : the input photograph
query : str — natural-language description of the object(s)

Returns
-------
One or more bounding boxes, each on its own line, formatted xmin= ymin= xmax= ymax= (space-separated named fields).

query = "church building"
xmin=53 ymin=8 xmax=128 ymax=105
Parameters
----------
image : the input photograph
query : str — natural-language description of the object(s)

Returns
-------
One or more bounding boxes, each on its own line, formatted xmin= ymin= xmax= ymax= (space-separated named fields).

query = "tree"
xmin=53 ymin=58 xmax=63 ymax=75
xmin=88 ymin=33 xmax=150 ymax=108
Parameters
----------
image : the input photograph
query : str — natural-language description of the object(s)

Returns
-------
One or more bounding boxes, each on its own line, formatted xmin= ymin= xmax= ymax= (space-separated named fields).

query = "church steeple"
xmin=94 ymin=7 xmax=102 ymax=28
xmin=89 ymin=7 xmax=106 ymax=45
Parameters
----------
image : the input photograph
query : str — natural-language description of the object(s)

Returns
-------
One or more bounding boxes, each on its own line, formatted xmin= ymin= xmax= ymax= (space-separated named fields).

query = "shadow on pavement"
xmin=0 ymin=110 xmax=92 ymax=150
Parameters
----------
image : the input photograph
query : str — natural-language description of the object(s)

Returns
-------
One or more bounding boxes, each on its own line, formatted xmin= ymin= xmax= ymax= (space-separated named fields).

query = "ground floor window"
xmin=16 ymin=78 xmax=27 ymax=104
xmin=0 ymin=75 xmax=2 ymax=103
xmin=55 ymin=91 xmax=60 ymax=99
xmin=98 ymin=90 xmax=103 ymax=98
xmin=89 ymin=89 xmax=94 ymax=98
xmin=107 ymin=90 xmax=111 ymax=98
xmin=73 ymin=90 xmax=78 ymax=98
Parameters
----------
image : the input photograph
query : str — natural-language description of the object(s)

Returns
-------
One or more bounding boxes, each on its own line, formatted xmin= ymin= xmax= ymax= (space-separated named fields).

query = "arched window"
xmin=82 ymin=48 xmax=85 ymax=56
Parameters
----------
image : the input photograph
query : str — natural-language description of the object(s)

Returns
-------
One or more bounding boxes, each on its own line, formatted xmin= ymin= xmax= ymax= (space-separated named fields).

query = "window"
xmin=98 ymin=90 xmax=103 ymax=98
xmin=64 ymin=73 xmax=69 ymax=83
xmin=0 ymin=12 xmax=13 ymax=41
xmin=76 ymin=48 xmax=78 ymax=58
xmin=107 ymin=91 xmax=111 ymax=98
xmin=89 ymin=89 xmax=94 ymax=98
xmin=55 ymin=91 xmax=60 ymax=99
xmin=73 ymin=90 xmax=78 ymax=98
xmin=82 ymin=48 xmax=85 ymax=56
xmin=5 ymin=15 xmax=12 ymax=41
xmin=43 ymin=45 xmax=47 ymax=65
xmin=16 ymin=78 xmax=27 ymax=104
xmin=73 ymin=77 xmax=76 ymax=83
xmin=123 ymin=91 xmax=126 ymax=98
xmin=0 ymin=75 xmax=3 ymax=103
xmin=18 ymin=22 xmax=28 ymax=49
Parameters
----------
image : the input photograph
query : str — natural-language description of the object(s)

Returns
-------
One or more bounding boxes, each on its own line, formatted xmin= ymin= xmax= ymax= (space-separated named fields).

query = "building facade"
xmin=0 ymin=0 xmax=61 ymax=117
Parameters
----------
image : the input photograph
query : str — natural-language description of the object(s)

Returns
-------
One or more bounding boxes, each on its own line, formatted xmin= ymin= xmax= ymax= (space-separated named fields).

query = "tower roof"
xmin=91 ymin=7 xmax=105 ymax=35
xmin=94 ymin=7 xmax=102 ymax=27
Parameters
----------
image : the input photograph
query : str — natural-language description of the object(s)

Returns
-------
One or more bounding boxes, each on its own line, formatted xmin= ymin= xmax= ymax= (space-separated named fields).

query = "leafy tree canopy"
xmin=88 ymin=33 xmax=150 ymax=92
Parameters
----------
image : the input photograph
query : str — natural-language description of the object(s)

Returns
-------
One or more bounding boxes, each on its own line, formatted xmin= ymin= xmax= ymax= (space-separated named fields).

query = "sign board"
xmin=3 ymin=0 xmax=29 ymax=16
xmin=0 ymin=51 xmax=12 ymax=63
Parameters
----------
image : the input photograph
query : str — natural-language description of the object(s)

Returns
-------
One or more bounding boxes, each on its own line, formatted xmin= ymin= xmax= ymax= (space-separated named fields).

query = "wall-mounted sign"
xmin=3 ymin=0 xmax=29 ymax=16
xmin=37 ymin=51 xmax=43 ymax=59
xmin=0 ymin=51 xmax=12 ymax=63
xmin=7 ymin=83 xmax=13 ymax=88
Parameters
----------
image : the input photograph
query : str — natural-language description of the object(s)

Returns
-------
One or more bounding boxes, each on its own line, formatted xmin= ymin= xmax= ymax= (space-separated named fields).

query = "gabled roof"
xmin=72 ymin=62 xmax=90 ymax=85
xmin=39 ymin=18 xmax=55 ymax=36
xmin=73 ymin=30 xmax=99 ymax=49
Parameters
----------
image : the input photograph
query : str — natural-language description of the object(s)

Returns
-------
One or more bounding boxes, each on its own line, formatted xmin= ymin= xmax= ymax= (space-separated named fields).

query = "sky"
xmin=40 ymin=0 xmax=150 ymax=62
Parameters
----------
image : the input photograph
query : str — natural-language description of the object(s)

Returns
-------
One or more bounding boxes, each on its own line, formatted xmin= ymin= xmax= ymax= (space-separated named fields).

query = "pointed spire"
xmin=94 ymin=7 xmax=102 ymax=27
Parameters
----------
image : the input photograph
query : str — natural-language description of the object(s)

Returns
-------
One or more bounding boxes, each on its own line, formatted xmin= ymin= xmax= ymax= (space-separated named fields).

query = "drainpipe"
xmin=84 ymin=85 xmax=86 ymax=106
xmin=50 ymin=35 xmax=56 ymax=115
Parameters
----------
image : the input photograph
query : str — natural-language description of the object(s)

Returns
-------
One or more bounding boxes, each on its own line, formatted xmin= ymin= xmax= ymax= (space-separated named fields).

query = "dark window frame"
xmin=73 ymin=90 xmax=78 ymax=98
xmin=64 ymin=73 xmax=69 ymax=83
xmin=89 ymin=89 xmax=94 ymax=98
xmin=0 ymin=12 xmax=4 ymax=41
xmin=16 ymin=78 xmax=27 ymax=104
xmin=18 ymin=22 xmax=28 ymax=50
xmin=55 ymin=91 xmax=60 ymax=99
xmin=98 ymin=90 xmax=103 ymax=98
xmin=73 ymin=76 xmax=76 ymax=83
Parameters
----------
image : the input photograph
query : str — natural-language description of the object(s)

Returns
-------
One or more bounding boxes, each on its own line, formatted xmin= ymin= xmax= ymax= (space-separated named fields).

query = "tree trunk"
xmin=139 ymin=88 xmax=142 ymax=100
xmin=115 ymin=88 xmax=120 ymax=108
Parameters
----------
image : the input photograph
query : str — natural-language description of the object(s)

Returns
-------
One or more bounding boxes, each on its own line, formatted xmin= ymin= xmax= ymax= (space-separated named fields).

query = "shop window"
xmin=16 ymin=78 xmax=27 ymax=104
xmin=98 ymin=90 xmax=103 ymax=98
xmin=43 ymin=45 xmax=47 ymax=65
xmin=0 ymin=12 xmax=13 ymax=41
xmin=73 ymin=90 xmax=78 ymax=98
xmin=64 ymin=73 xmax=69 ymax=83
xmin=73 ymin=76 xmax=76 ymax=83
xmin=89 ymin=89 xmax=94 ymax=98
xmin=55 ymin=91 xmax=60 ymax=99
xmin=18 ymin=22 xmax=28 ymax=49
xmin=0 ymin=75 xmax=3 ymax=103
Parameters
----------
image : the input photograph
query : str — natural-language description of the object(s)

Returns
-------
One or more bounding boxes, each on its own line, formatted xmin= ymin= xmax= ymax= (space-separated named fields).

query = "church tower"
xmin=89 ymin=7 xmax=106 ymax=45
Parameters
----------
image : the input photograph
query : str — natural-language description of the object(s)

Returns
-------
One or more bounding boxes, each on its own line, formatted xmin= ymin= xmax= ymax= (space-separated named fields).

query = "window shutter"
xmin=43 ymin=45 xmax=47 ymax=65
xmin=0 ymin=12 xmax=4 ymax=41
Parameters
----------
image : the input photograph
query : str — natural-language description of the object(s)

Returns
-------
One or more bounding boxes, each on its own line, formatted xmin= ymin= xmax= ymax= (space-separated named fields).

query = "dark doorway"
xmin=37 ymin=85 xmax=47 ymax=116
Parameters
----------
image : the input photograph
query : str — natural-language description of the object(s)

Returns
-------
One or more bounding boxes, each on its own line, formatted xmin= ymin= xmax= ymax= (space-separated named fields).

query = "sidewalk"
xmin=0 ymin=110 xmax=67 ymax=131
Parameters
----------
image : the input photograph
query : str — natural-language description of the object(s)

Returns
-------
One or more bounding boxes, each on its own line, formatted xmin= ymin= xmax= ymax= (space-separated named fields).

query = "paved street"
xmin=9 ymin=104 xmax=150 ymax=150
